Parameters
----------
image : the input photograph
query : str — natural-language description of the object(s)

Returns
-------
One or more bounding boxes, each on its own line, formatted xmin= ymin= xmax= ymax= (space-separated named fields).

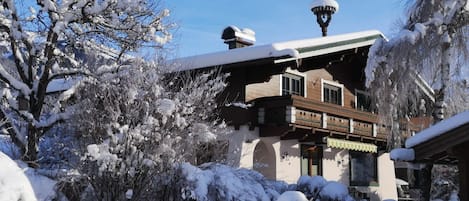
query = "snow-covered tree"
xmin=366 ymin=1 xmax=468 ymax=200
xmin=365 ymin=0 xmax=469 ymax=148
xmin=72 ymin=61 xmax=228 ymax=200
xmin=0 ymin=0 xmax=172 ymax=165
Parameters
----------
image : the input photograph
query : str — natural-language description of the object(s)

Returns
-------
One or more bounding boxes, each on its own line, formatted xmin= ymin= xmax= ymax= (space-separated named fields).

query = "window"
xmin=301 ymin=145 xmax=322 ymax=176
xmin=356 ymin=90 xmax=371 ymax=112
xmin=350 ymin=151 xmax=378 ymax=186
xmin=323 ymin=83 xmax=342 ymax=105
xmin=282 ymin=73 xmax=304 ymax=96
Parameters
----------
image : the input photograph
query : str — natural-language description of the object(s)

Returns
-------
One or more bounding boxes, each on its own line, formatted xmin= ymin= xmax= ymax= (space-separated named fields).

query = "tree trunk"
xmin=420 ymin=34 xmax=451 ymax=201
xmin=419 ymin=164 xmax=433 ymax=201
xmin=433 ymin=35 xmax=451 ymax=122
xmin=23 ymin=123 xmax=39 ymax=168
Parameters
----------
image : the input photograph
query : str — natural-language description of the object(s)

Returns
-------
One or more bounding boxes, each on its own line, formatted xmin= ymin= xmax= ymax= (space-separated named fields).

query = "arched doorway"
xmin=253 ymin=141 xmax=276 ymax=179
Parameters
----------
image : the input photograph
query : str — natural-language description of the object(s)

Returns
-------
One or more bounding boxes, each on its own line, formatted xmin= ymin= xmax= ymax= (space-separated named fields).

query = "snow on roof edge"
xmin=169 ymin=30 xmax=384 ymax=72
xmin=169 ymin=44 xmax=298 ymax=72
xmin=405 ymin=110 xmax=469 ymax=148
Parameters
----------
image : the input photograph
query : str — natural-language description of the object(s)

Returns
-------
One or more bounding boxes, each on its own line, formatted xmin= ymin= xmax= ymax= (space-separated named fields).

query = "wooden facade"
xmin=216 ymin=45 xmax=397 ymax=150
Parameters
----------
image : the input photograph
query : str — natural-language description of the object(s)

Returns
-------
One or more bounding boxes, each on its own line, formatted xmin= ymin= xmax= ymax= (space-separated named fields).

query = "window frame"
xmin=280 ymin=71 xmax=306 ymax=97
xmin=321 ymin=79 xmax=344 ymax=106
xmin=349 ymin=151 xmax=378 ymax=186
xmin=355 ymin=89 xmax=371 ymax=112
xmin=300 ymin=144 xmax=323 ymax=176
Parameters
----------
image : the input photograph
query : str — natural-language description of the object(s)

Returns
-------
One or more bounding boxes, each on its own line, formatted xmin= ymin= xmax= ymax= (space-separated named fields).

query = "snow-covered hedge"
xmin=178 ymin=163 xmax=288 ymax=201
xmin=177 ymin=163 xmax=353 ymax=201
xmin=296 ymin=175 xmax=354 ymax=201
xmin=0 ymin=149 xmax=356 ymax=201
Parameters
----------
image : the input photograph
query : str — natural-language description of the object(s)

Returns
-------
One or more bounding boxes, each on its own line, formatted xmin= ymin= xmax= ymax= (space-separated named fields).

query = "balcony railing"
xmin=253 ymin=95 xmax=388 ymax=141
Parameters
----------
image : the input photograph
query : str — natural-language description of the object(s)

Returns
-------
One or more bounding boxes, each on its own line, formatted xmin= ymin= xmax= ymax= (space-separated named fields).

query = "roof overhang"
xmin=392 ymin=111 xmax=469 ymax=164
xmin=170 ymin=30 xmax=384 ymax=72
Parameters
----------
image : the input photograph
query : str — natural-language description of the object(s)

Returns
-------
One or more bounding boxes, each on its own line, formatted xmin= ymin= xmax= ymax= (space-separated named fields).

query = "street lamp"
xmin=311 ymin=0 xmax=339 ymax=37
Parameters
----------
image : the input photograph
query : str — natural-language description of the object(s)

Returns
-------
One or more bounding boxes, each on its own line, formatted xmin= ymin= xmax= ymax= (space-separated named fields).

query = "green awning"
xmin=327 ymin=137 xmax=377 ymax=153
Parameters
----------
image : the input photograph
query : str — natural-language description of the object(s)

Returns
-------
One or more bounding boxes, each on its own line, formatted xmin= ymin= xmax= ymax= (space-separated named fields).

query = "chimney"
xmin=221 ymin=26 xmax=256 ymax=49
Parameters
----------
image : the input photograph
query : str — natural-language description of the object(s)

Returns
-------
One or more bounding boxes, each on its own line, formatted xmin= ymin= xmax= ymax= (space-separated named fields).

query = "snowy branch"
xmin=0 ymin=0 xmax=174 ymax=164
xmin=0 ymin=63 xmax=31 ymax=95
xmin=35 ymin=112 xmax=71 ymax=131
xmin=0 ymin=107 xmax=25 ymax=148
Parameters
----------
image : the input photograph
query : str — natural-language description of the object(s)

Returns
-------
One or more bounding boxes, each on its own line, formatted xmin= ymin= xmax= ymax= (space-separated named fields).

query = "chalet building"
xmin=172 ymin=26 xmax=416 ymax=200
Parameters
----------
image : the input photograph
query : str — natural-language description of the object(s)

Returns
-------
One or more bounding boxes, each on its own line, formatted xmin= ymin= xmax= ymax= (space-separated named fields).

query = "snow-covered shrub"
xmin=72 ymin=61 xmax=228 ymax=200
xmin=319 ymin=181 xmax=354 ymax=201
xmin=295 ymin=175 xmax=353 ymax=201
xmin=177 ymin=163 xmax=287 ymax=201
xmin=38 ymin=126 xmax=80 ymax=169
xmin=296 ymin=175 xmax=327 ymax=199
xmin=276 ymin=191 xmax=308 ymax=201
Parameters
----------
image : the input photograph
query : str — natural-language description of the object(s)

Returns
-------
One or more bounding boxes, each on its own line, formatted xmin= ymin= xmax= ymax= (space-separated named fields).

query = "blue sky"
xmin=166 ymin=0 xmax=408 ymax=57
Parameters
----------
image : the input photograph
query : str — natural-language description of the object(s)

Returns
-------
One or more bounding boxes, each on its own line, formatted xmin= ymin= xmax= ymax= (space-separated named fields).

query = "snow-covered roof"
xmin=405 ymin=111 xmax=469 ymax=148
xmin=171 ymin=30 xmax=384 ymax=71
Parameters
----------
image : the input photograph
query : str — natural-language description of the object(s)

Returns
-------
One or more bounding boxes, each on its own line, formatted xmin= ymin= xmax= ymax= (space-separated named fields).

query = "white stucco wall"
xmin=272 ymin=139 xmax=301 ymax=184
xmin=226 ymin=126 xmax=301 ymax=183
xmin=322 ymin=147 xmax=350 ymax=185
xmin=377 ymin=153 xmax=398 ymax=201
xmin=226 ymin=126 xmax=397 ymax=201
xmin=226 ymin=126 xmax=259 ymax=168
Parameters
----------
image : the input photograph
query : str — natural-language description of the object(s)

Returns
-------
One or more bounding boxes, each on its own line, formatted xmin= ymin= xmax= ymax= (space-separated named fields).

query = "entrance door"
xmin=301 ymin=145 xmax=322 ymax=176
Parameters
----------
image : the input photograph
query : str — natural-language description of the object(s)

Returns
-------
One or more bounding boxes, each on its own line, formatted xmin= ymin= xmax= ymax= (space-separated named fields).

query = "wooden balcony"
xmin=252 ymin=95 xmax=388 ymax=142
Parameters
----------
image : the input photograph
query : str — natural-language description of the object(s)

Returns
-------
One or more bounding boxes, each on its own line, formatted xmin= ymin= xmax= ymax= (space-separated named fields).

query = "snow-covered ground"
xmin=0 ymin=151 xmax=57 ymax=201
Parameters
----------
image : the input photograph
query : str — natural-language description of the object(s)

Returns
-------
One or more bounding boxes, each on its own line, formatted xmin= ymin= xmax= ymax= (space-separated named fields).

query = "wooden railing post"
xmin=322 ymin=112 xmax=328 ymax=129
xmin=286 ymin=106 xmax=296 ymax=123
xmin=372 ymin=123 xmax=377 ymax=137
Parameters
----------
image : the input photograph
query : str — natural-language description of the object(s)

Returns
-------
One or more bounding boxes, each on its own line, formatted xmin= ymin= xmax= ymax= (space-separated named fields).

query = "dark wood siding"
xmin=307 ymin=68 xmax=364 ymax=110
xmin=244 ymin=66 xmax=365 ymax=111
xmin=245 ymin=75 xmax=280 ymax=102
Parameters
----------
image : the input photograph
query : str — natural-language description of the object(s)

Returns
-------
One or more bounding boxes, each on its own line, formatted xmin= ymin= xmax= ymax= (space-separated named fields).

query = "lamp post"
xmin=311 ymin=0 xmax=339 ymax=37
